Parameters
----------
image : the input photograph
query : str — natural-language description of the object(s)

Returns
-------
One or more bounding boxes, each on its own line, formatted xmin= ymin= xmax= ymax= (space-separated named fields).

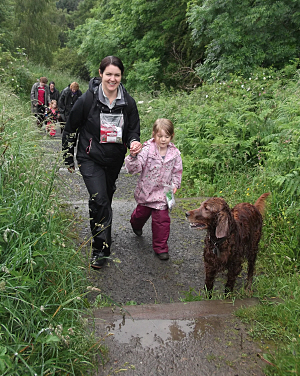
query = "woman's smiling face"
xmin=99 ymin=64 xmax=122 ymax=97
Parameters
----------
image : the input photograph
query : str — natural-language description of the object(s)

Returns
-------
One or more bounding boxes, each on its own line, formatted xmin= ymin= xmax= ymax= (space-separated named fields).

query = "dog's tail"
xmin=254 ymin=192 xmax=270 ymax=216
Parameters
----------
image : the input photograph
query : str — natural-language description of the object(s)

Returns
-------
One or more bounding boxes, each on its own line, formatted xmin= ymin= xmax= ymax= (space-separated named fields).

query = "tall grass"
xmin=0 ymin=88 xmax=101 ymax=374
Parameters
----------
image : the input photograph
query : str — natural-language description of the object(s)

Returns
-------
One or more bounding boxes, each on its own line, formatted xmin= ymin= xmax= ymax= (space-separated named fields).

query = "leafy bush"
xmin=0 ymin=48 xmax=36 ymax=95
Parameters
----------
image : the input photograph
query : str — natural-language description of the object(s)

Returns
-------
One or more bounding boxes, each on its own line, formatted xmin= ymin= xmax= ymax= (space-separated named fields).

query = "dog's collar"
xmin=209 ymin=235 xmax=227 ymax=257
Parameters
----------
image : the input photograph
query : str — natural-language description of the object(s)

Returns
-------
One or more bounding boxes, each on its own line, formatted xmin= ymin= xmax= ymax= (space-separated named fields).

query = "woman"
xmin=49 ymin=81 xmax=60 ymax=102
xmin=62 ymin=56 xmax=142 ymax=269
xmin=58 ymin=82 xmax=82 ymax=132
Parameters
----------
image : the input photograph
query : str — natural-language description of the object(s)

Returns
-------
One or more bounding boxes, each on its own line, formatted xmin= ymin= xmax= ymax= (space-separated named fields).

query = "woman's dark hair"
xmin=49 ymin=81 xmax=55 ymax=86
xmin=99 ymin=56 xmax=124 ymax=75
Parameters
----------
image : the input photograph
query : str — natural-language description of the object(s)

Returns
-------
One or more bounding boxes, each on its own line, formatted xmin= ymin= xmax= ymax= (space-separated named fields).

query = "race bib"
xmin=100 ymin=112 xmax=124 ymax=144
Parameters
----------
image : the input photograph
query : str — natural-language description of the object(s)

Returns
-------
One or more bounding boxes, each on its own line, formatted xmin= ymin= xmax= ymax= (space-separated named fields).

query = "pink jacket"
xmin=125 ymin=138 xmax=183 ymax=210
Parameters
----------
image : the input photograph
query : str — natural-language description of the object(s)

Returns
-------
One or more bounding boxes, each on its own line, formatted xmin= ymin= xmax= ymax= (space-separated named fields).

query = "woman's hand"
xmin=130 ymin=141 xmax=142 ymax=156
xmin=173 ymin=187 xmax=177 ymax=194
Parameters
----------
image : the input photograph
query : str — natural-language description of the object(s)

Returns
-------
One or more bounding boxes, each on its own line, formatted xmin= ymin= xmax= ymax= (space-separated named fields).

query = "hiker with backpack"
xmin=58 ymin=82 xmax=82 ymax=132
xmin=62 ymin=56 xmax=142 ymax=269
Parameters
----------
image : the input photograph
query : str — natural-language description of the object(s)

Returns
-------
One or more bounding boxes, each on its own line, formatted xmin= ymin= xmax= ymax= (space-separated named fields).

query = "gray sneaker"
xmin=157 ymin=252 xmax=169 ymax=260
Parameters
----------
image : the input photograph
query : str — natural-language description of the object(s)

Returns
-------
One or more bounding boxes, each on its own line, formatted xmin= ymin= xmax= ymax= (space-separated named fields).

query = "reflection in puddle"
xmin=105 ymin=318 xmax=214 ymax=349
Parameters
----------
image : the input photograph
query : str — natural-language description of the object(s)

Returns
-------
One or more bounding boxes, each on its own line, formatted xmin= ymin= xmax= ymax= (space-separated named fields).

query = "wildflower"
xmin=263 ymin=77 xmax=266 ymax=80
xmin=247 ymin=188 xmax=250 ymax=191
xmin=247 ymin=87 xmax=250 ymax=91
xmin=40 ymin=306 xmax=45 ymax=312
xmin=137 ymin=101 xmax=144 ymax=104
xmin=205 ymin=95 xmax=208 ymax=98
xmin=87 ymin=286 xmax=101 ymax=292
xmin=241 ymin=85 xmax=244 ymax=88
xmin=219 ymin=190 xmax=222 ymax=193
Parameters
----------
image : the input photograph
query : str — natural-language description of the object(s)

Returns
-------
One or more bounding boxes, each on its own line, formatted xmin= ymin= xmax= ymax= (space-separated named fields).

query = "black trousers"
xmin=79 ymin=157 xmax=124 ymax=255
xmin=36 ymin=105 xmax=46 ymax=125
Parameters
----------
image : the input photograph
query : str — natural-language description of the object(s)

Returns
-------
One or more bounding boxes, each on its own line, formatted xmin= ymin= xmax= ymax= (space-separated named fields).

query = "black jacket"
xmin=58 ymin=85 xmax=82 ymax=122
xmin=62 ymin=77 xmax=140 ymax=168
xmin=50 ymin=88 xmax=60 ymax=102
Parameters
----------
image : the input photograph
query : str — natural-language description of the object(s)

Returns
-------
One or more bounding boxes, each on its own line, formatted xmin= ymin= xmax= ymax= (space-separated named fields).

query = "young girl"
xmin=45 ymin=100 xmax=59 ymax=136
xmin=125 ymin=118 xmax=183 ymax=260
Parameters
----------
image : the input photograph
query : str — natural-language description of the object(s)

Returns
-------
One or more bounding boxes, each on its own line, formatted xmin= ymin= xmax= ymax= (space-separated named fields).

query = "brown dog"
xmin=186 ymin=193 xmax=270 ymax=296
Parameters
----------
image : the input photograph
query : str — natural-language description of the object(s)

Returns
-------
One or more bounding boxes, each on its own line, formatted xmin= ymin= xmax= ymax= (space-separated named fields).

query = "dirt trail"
xmin=42 ymin=129 xmax=266 ymax=376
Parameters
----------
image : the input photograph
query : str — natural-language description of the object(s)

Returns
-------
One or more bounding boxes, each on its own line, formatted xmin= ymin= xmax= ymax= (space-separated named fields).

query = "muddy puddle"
xmin=92 ymin=300 xmax=266 ymax=376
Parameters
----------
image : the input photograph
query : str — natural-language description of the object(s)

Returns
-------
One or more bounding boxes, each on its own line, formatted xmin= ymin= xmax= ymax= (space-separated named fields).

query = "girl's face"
xmin=153 ymin=129 xmax=173 ymax=151
xmin=99 ymin=64 xmax=122 ymax=97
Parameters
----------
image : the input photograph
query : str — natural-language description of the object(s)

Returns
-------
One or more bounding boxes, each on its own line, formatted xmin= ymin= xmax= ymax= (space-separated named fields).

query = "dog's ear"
xmin=215 ymin=211 xmax=229 ymax=238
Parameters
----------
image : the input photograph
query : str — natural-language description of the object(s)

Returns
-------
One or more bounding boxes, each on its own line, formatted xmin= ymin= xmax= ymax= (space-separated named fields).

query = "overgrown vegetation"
xmin=1 ymin=48 xmax=300 ymax=374
xmin=2 ymin=0 xmax=300 ymax=89
xmin=0 ymin=82 xmax=100 ymax=373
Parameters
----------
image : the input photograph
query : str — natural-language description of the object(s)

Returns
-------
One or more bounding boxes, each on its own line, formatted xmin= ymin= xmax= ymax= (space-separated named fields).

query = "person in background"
xmin=58 ymin=82 xmax=82 ymax=132
xmin=62 ymin=56 xmax=142 ymax=269
xmin=125 ymin=118 xmax=183 ymax=260
xmin=49 ymin=81 xmax=60 ymax=102
xmin=30 ymin=77 xmax=50 ymax=127
xmin=45 ymin=99 xmax=59 ymax=136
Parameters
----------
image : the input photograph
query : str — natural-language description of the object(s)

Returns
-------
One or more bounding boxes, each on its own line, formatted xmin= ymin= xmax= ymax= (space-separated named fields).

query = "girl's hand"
xmin=130 ymin=141 xmax=142 ymax=156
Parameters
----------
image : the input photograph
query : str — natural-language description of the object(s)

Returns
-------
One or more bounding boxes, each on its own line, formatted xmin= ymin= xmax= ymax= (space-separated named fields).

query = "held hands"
xmin=130 ymin=141 xmax=142 ymax=157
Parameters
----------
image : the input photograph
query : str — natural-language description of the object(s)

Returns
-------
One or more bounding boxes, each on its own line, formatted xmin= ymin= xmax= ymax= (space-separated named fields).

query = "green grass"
xmin=0 ymin=88 xmax=102 ymax=374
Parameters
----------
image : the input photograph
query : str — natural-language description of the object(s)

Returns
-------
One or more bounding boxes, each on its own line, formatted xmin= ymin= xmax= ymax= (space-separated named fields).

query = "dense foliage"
xmin=2 ymin=0 xmax=299 ymax=88
xmin=188 ymin=0 xmax=300 ymax=80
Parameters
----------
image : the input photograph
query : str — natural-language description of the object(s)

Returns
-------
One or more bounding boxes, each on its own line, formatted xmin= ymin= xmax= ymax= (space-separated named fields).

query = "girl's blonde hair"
xmin=152 ymin=118 xmax=174 ymax=139
xmin=50 ymin=100 xmax=57 ymax=108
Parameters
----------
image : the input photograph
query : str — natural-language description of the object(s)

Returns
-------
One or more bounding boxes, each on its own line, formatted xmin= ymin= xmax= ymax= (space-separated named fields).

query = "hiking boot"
xmin=90 ymin=251 xmax=106 ymax=269
xmin=157 ymin=252 xmax=169 ymax=260
xmin=132 ymin=227 xmax=142 ymax=236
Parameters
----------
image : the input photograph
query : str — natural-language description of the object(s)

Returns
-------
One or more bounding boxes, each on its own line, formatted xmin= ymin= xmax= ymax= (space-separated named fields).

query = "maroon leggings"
xmin=130 ymin=204 xmax=170 ymax=254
